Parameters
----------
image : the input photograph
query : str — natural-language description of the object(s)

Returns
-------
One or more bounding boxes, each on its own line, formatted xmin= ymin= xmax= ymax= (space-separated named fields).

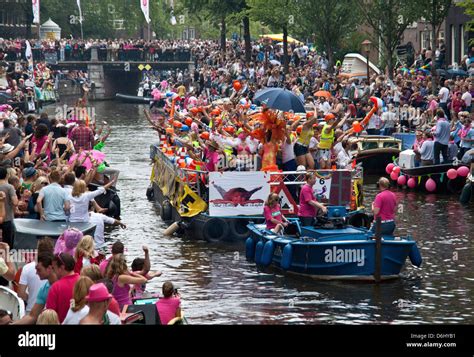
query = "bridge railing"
xmin=25 ymin=48 xmax=192 ymax=63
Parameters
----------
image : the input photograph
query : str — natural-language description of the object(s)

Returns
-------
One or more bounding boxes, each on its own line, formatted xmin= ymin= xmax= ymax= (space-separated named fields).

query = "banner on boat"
xmin=209 ymin=172 xmax=270 ymax=217
xmin=313 ymin=175 xmax=332 ymax=202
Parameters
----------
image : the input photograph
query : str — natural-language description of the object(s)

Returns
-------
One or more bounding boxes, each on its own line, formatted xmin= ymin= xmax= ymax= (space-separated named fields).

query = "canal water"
xmin=51 ymin=100 xmax=474 ymax=324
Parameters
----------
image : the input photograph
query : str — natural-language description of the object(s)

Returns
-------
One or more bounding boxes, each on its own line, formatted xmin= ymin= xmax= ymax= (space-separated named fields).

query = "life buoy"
xmin=227 ymin=219 xmax=250 ymax=241
xmin=254 ymin=240 xmax=264 ymax=265
xmin=281 ymin=244 xmax=293 ymax=270
xmin=160 ymin=200 xmax=173 ymax=222
xmin=202 ymin=217 xmax=229 ymax=242
xmin=460 ymin=182 xmax=472 ymax=205
xmin=261 ymin=240 xmax=275 ymax=266
xmin=409 ymin=244 xmax=422 ymax=267
xmin=146 ymin=186 xmax=154 ymax=201
xmin=245 ymin=237 xmax=255 ymax=261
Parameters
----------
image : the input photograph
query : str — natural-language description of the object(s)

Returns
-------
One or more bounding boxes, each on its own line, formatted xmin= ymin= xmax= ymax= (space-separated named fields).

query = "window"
xmin=451 ymin=25 xmax=455 ymax=65
xmin=460 ymin=25 xmax=465 ymax=58
xmin=438 ymin=30 xmax=445 ymax=41
xmin=421 ymin=31 xmax=431 ymax=50
xmin=0 ymin=10 xmax=5 ymax=25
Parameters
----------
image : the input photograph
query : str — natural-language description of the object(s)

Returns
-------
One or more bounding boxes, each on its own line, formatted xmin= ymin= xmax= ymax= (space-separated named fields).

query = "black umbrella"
xmin=253 ymin=87 xmax=306 ymax=113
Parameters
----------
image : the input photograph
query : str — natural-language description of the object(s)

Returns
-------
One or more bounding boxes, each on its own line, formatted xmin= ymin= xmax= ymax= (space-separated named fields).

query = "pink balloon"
xmin=390 ymin=171 xmax=399 ymax=181
xmin=447 ymin=168 xmax=458 ymax=180
xmin=392 ymin=166 xmax=401 ymax=174
xmin=457 ymin=166 xmax=469 ymax=178
xmin=386 ymin=163 xmax=395 ymax=175
xmin=407 ymin=177 xmax=416 ymax=189
xmin=425 ymin=178 xmax=437 ymax=192
xmin=397 ymin=175 xmax=407 ymax=186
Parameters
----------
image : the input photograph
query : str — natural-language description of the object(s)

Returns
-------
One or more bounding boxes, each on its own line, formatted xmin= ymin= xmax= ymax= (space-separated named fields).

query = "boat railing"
xmin=151 ymin=144 xmax=363 ymax=206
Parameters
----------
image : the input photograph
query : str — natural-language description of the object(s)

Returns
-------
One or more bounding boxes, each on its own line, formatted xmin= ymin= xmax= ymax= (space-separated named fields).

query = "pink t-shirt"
xmin=264 ymin=204 xmax=283 ymax=229
xmin=46 ymin=273 xmax=80 ymax=323
xmin=373 ymin=190 xmax=397 ymax=221
xmin=99 ymin=257 xmax=112 ymax=276
xmin=204 ymin=148 xmax=219 ymax=172
xmin=298 ymin=184 xmax=316 ymax=218
xmin=156 ymin=297 xmax=181 ymax=325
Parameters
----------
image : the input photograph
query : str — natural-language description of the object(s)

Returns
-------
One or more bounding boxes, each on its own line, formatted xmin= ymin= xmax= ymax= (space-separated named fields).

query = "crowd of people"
xmin=0 ymin=101 xmax=182 ymax=325
xmin=0 ymin=35 xmax=473 ymax=325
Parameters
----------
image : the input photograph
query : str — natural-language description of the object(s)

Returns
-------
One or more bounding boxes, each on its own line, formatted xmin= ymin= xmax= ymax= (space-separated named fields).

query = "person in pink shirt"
xmin=156 ymin=281 xmax=181 ymax=325
xmin=202 ymin=141 xmax=220 ymax=172
xmin=370 ymin=177 xmax=397 ymax=235
xmin=46 ymin=253 xmax=80 ymax=323
xmin=263 ymin=193 xmax=289 ymax=234
xmin=298 ymin=173 xmax=327 ymax=227
xmin=99 ymin=241 xmax=124 ymax=276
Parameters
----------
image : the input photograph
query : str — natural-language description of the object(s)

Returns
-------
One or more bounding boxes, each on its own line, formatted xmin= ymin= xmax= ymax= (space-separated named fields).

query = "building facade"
xmin=445 ymin=3 xmax=473 ymax=67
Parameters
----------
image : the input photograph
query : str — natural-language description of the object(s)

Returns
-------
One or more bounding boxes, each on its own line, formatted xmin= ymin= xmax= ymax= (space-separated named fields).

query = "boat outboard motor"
xmin=326 ymin=206 xmax=348 ymax=229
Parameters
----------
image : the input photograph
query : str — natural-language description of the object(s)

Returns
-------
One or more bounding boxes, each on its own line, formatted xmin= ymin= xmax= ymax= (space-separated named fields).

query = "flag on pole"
xmin=170 ymin=10 xmax=177 ymax=26
xmin=32 ymin=0 xmax=40 ymax=24
xmin=77 ymin=0 xmax=83 ymax=23
xmin=25 ymin=40 xmax=34 ymax=77
xmin=141 ymin=0 xmax=150 ymax=24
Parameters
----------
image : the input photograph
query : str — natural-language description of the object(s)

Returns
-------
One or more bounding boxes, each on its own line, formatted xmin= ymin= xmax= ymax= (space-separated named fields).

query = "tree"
xmin=248 ymin=0 xmax=298 ymax=73
xmin=356 ymin=0 xmax=419 ymax=78
xmin=297 ymin=0 xmax=361 ymax=72
xmin=180 ymin=0 xmax=245 ymax=57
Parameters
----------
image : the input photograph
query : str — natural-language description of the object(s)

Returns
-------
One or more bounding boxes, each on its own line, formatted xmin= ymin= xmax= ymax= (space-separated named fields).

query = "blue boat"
xmin=246 ymin=206 xmax=422 ymax=281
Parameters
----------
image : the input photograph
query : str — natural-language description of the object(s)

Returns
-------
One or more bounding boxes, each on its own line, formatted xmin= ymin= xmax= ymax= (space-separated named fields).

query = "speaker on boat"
xmin=255 ymin=240 xmax=264 ymax=265
xmin=261 ymin=240 xmax=275 ymax=267
xmin=281 ymin=244 xmax=293 ymax=270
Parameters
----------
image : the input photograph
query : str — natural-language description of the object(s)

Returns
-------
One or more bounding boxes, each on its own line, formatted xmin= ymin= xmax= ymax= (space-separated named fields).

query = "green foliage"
xmin=356 ymin=0 xmax=419 ymax=76
xmin=38 ymin=0 xmax=174 ymax=39
xmin=295 ymin=0 xmax=362 ymax=67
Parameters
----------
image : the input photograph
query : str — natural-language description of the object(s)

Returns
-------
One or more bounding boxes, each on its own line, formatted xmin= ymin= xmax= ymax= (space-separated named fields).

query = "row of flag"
xmin=31 ymin=0 xmax=155 ymax=25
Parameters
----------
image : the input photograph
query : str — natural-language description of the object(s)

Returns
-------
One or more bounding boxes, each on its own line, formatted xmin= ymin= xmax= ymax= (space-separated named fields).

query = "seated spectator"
xmin=156 ymin=281 xmax=182 ymax=325
xmin=37 ymin=309 xmax=60 ymax=325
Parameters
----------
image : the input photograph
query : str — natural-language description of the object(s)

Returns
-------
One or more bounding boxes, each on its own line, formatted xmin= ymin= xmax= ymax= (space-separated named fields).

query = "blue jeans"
xmin=370 ymin=221 xmax=395 ymax=235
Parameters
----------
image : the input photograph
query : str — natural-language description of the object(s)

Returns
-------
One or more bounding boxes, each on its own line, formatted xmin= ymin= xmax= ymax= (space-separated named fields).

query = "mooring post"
xmin=374 ymin=217 xmax=382 ymax=283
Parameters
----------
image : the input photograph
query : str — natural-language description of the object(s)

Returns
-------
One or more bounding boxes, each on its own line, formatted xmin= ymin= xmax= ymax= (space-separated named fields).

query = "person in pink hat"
xmin=53 ymin=228 xmax=83 ymax=256
xmin=79 ymin=283 xmax=121 ymax=325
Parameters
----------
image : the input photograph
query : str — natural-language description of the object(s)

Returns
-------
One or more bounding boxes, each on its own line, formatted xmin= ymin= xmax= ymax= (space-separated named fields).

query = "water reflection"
xmin=48 ymin=101 xmax=473 ymax=324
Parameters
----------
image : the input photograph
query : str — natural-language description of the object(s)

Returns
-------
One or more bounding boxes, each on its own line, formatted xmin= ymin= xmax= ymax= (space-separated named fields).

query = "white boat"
xmin=0 ymin=286 xmax=25 ymax=321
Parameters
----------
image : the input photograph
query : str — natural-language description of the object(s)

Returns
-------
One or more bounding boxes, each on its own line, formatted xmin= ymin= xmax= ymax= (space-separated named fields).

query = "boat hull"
xmin=399 ymin=163 xmax=468 ymax=194
xmin=357 ymin=150 xmax=400 ymax=175
xmin=248 ymin=223 xmax=417 ymax=281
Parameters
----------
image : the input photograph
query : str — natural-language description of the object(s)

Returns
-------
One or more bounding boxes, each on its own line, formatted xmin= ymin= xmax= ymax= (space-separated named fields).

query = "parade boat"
xmin=389 ymin=150 xmax=470 ymax=194
xmin=352 ymin=136 xmax=402 ymax=175
xmin=246 ymin=206 xmax=422 ymax=281
xmin=148 ymin=143 xmax=371 ymax=243
xmin=12 ymin=219 xmax=96 ymax=250
xmin=115 ymin=93 xmax=152 ymax=104
xmin=88 ymin=168 xmax=122 ymax=219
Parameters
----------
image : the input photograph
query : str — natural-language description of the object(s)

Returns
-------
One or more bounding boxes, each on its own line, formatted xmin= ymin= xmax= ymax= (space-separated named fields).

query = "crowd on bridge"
xmin=0 ymin=38 xmax=194 ymax=63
